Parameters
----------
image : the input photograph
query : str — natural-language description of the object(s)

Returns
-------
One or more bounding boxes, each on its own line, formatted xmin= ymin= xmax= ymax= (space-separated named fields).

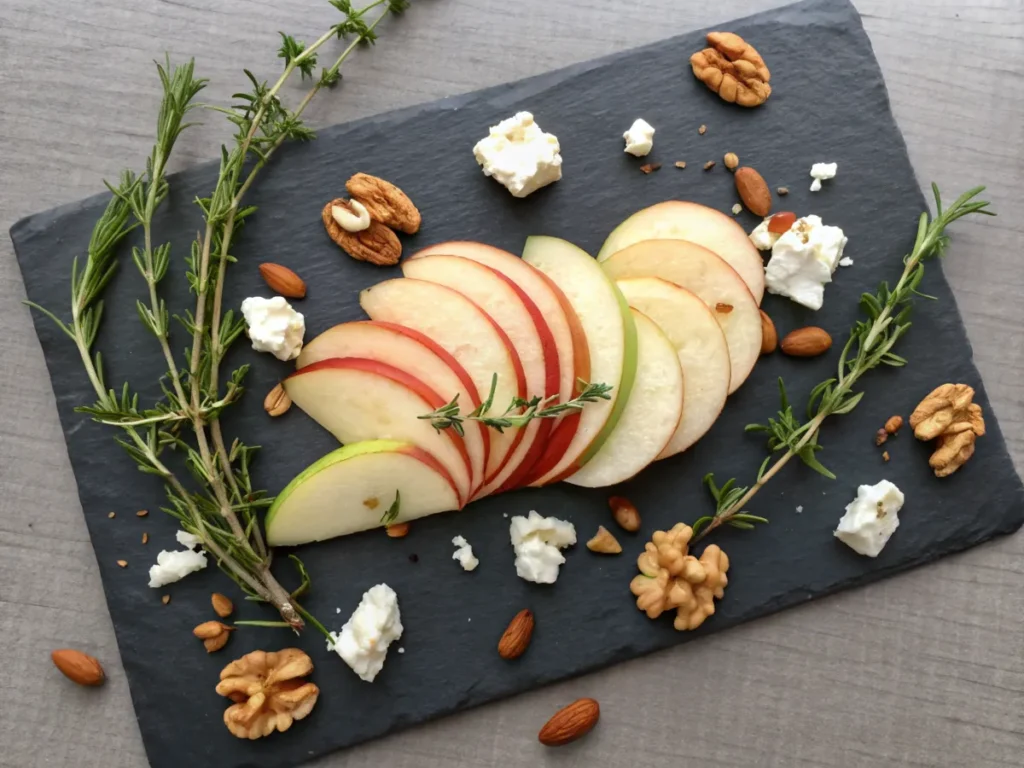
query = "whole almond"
xmin=211 ymin=593 xmax=234 ymax=618
xmin=760 ymin=310 xmax=778 ymax=354
xmin=258 ymin=263 xmax=306 ymax=299
xmin=780 ymin=326 xmax=832 ymax=357
xmin=538 ymin=698 xmax=600 ymax=746
xmin=608 ymin=495 xmax=640 ymax=532
xmin=193 ymin=621 xmax=233 ymax=640
xmin=498 ymin=609 xmax=535 ymax=660
xmin=734 ymin=167 xmax=772 ymax=217
xmin=51 ymin=649 xmax=105 ymax=686
xmin=204 ymin=633 xmax=231 ymax=653
xmin=264 ymin=382 xmax=292 ymax=417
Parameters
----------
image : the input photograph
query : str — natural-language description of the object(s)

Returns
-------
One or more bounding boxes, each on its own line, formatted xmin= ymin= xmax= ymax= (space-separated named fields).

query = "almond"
xmin=759 ymin=310 xmax=778 ymax=354
xmin=538 ymin=698 xmax=600 ymax=746
xmin=264 ymin=382 xmax=292 ymax=417
xmin=780 ymin=326 xmax=832 ymax=357
xmin=734 ymin=167 xmax=772 ymax=217
xmin=258 ymin=263 xmax=306 ymax=299
xmin=51 ymin=649 xmax=105 ymax=686
xmin=586 ymin=526 xmax=622 ymax=554
xmin=498 ymin=609 xmax=534 ymax=660
xmin=608 ymin=495 xmax=640 ymax=532
xmin=211 ymin=593 xmax=234 ymax=618
xmin=193 ymin=621 xmax=233 ymax=640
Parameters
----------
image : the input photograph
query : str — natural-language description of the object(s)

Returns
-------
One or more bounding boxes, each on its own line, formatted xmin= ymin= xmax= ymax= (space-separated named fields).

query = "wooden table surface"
xmin=1 ymin=1 xmax=1022 ymax=766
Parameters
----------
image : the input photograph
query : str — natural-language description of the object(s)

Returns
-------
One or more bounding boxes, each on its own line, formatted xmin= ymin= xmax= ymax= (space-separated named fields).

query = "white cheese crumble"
xmin=509 ymin=510 xmax=576 ymax=584
xmin=148 ymin=548 xmax=208 ymax=588
xmin=623 ymin=118 xmax=655 ymax=157
xmin=176 ymin=530 xmax=201 ymax=549
xmin=809 ymin=162 xmax=838 ymax=192
xmin=839 ymin=256 xmax=854 ymax=267
xmin=472 ymin=112 xmax=562 ymax=198
xmin=748 ymin=217 xmax=781 ymax=251
xmin=327 ymin=584 xmax=403 ymax=683
xmin=834 ymin=480 xmax=905 ymax=557
xmin=241 ymin=296 xmax=305 ymax=361
xmin=451 ymin=535 xmax=479 ymax=571
xmin=764 ymin=215 xmax=848 ymax=310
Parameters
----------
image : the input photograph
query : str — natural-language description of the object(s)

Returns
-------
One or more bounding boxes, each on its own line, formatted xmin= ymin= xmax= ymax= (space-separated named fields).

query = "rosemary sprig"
xmin=692 ymin=185 xmax=994 ymax=542
xmin=420 ymin=375 xmax=614 ymax=435
xmin=380 ymin=490 xmax=402 ymax=525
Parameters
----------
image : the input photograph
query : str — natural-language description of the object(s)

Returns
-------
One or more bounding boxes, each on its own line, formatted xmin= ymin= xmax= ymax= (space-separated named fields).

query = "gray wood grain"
xmin=1 ymin=1 xmax=1021 ymax=766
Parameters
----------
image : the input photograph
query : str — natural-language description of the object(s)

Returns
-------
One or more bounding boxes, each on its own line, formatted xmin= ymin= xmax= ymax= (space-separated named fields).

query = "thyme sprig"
xmin=421 ymin=375 xmax=614 ymax=435
xmin=692 ymin=185 xmax=994 ymax=542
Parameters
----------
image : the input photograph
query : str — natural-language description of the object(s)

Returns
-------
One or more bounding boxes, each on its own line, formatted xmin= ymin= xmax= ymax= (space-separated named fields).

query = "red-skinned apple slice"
xmin=597 ymin=201 xmax=766 ymax=303
xmin=601 ymin=239 xmax=761 ymax=394
xmin=401 ymin=254 xmax=558 ymax=495
xmin=566 ymin=309 xmax=683 ymax=487
xmin=409 ymin=241 xmax=592 ymax=488
xmin=265 ymin=440 xmax=460 ymax=546
xmin=521 ymin=236 xmax=638 ymax=485
xmin=615 ymin=277 xmax=730 ymax=456
xmin=359 ymin=278 xmax=527 ymax=493
xmin=284 ymin=358 xmax=473 ymax=505
xmin=297 ymin=320 xmax=489 ymax=494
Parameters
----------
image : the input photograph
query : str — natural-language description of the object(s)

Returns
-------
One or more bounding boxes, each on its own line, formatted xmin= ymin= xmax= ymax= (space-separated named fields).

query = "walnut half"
xmin=690 ymin=32 xmax=772 ymax=108
xmin=216 ymin=649 xmax=319 ymax=740
xmin=909 ymin=384 xmax=986 ymax=477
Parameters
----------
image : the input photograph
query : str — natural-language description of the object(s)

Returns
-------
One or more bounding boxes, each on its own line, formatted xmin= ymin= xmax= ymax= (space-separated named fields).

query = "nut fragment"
xmin=212 ymin=593 xmax=235 ymax=618
xmin=875 ymin=428 xmax=888 ymax=446
xmin=608 ymin=495 xmax=640 ymax=532
xmin=910 ymin=384 xmax=985 ymax=476
xmin=161 ymin=594 xmax=171 ymax=605
xmin=586 ymin=525 xmax=622 ymax=554
xmin=258 ymin=263 xmax=306 ymax=299
xmin=194 ymin=621 xmax=235 ymax=653
xmin=640 ymin=162 xmax=661 ymax=174
xmin=497 ymin=609 xmax=534 ymax=659
xmin=108 ymin=511 xmax=115 ymax=519
xmin=538 ymin=698 xmax=600 ymax=746
xmin=884 ymin=415 xmax=903 ymax=435
xmin=759 ymin=310 xmax=777 ymax=354
xmin=345 ymin=172 xmax=421 ymax=234
xmin=330 ymin=198 xmax=371 ymax=233
xmin=51 ymin=649 xmax=105 ymax=687
xmin=734 ymin=166 xmax=772 ymax=217
xmin=116 ymin=559 xmax=127 ymax=568
xmin=703 ymin=160 xmax=716 ymax=171
xmin=264 ymin=383 xmax=292 ymax=417
xmin=690 ymin=31 xmax=771 ymax=107
xmin=780 ymin=327 xmax=832 ymax=357
xmin=216 ymin=649 xmax=319 ymax=739
xmin=723 ymin=152 xmax=739 ymax=170
xmin=385 ymin=522 xmax=409 ymax=538
xmin=674 ymin=161 xmax=687 ymax=169
xmin=323 ymin=199 xmax=402 ymax=266
xmin=698 ymin=124 xmax=707 ymax=135
xmin=882 ymin=451 xmax=890 ymax=462
xmin=777 ymin=186 xmax=789 ymax=196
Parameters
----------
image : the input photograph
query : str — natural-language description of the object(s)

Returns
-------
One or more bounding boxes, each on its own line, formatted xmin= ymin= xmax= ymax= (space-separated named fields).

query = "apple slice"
xmin=615 ymin=277 xmax=730 ymax=456
xmin=284 ymin=358 xmax=473 ymax=505
xmin=601 ymin=239 xmax=761 ymax=394
xmin=597 ymin=201 xmax=765 ymax=303
xmin=566 ymin=310 xmax=683 ymax=487
xmin=409 ymin=241 xmax=592 ymax=489
xmin=401 ymin=254 xmax=559 ymax=495
xmin=359 ymin=278 xmax=527 ymax=491
xmin=297 ymin=320 xmax=489 ymax=495
xmin=265 ymin=440 xmax=461 ymax=546
xmin=521 ymin=235 xmax=638 ymax=485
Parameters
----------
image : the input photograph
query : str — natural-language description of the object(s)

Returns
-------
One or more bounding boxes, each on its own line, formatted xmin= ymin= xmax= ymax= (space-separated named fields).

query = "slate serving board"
xmin=10 ymin=0 xmax=1024 ymax=765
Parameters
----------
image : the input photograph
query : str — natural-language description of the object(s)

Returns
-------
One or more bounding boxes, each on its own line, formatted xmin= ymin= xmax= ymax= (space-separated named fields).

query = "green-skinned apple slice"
xmin=297 ymin=320 xmax=489 ymax=495
xmin=521 ymin=235 xmax=638 ymax=485
xmin=566 ymin=309 xmax=683 ymax=487
xmin=359 ymin=278 xmax=527 ymax=496
xmin=401 ymin=254 xmax=558 ymax=496
xmin=615 ymin=277 xmax=730 ymax=456
xmin=284 ymin=357 xmax=473 ymax=505
xmin=601 ymin=239 xmax=761 ymax=394
xmin=597 ymin=201 xmax=765 ymax=303
xmin=265 ymin=440 xmax=460 ymax=546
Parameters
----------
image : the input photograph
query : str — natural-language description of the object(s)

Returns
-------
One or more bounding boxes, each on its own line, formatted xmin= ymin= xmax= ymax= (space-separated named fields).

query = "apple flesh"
xmin=601 ymin=239 xmax=761 ymax=394
xmin=296 ymin=320 xmax=489 ymax=495
xmin=284 ymin=357 xmax=474 ymax=505
xmin=265 ymin=440 xmax=461 ymax=546
xmin=565 ymin=309 xmax=683 ymax=487
xmin=521 ymin=235 xmax=638 ymax=485
xmin=401 ymin=254 xmax=559 ymax=495
xmin=615 ymin=277 xmax=730 ymax=457
xmin=359 ymin=278 xmax=527 ymax=491
xmin=597 ymin=201 xmax=765 ymax=304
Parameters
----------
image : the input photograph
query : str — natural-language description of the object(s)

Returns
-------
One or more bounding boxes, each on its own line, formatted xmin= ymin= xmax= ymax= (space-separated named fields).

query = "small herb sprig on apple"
xmin=692 ymin=185 xmax=994 ymax=542
xmin=421 ymin=374 xmax=613 ymax=435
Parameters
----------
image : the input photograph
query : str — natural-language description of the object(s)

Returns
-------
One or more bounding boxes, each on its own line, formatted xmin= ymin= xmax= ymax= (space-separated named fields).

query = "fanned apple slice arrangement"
xmin=266 ymin=200 xmax=764 ymax=546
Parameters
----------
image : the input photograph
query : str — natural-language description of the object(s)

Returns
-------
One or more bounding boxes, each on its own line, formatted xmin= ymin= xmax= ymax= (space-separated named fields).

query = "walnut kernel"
xmin=690 ymin=32 xmax=771 ymax=107
xmin=216 ymin=649 xmax=319 ymax=740
xmin=910 ymin=384 xmax=985 ymax=477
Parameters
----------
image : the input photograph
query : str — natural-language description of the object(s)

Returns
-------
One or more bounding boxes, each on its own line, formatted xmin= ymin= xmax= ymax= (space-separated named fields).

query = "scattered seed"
xmin=161 ymin=595 xmax=171 ymax=605
xmin=698 ymin=124 xmax=707 ymax=135
xmin=136 ymin=510 xmax=148 ymax=517
xmin=777 ymin=186 xmax=789 ymax=196
xmin=674 ymin=161 xmax=687 ymax=169
xmin=715 ymin=303 xmax=734 ymax=314
xmin=703 ymin=161 xmax=716 ymax=171
xmin=141 ymin=532 xmax=148 ymax=545
xmin=107 ymin=512 xmax=116 ymax=519
xmin=882 ymin=451 xmax=891 ymax=462
xmin=875 ymin=428 xmax=888 ymax=446
xmin=640 ymin=163 xmax=661 ymax=174
xmin=116 ymin=560 xmax=128 ymax=568
xmin=884 ymin=415 xmax=904 ymax=435
xmin=731 ymin=203 xmax=742 ymax=215
xmin=724 ymin=152 xmax=739 ymax=170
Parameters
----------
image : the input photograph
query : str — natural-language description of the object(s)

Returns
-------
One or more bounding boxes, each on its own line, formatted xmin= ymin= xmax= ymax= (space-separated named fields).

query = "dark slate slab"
xmin=10 ymin=0 xmax=1023 ymax=765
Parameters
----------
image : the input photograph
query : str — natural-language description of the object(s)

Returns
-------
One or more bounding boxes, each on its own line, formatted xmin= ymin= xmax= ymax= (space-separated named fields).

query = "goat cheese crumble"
xmin=472 ymin=112 xmax=562 ymax=198
xmin=809 ymin=162 xmax=838 ymax=192
xmin=834 ymin=480 xmax=905 ymax=557
xmin=241 ymin=296 xmax=305 ymax=361
xmin=328 ymin=584 xmax=403 ymax=682
xmin=509 ymin=510 xmax=576 ymax=584
xmin=452 ymin=535 xmax=479 ymax=571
